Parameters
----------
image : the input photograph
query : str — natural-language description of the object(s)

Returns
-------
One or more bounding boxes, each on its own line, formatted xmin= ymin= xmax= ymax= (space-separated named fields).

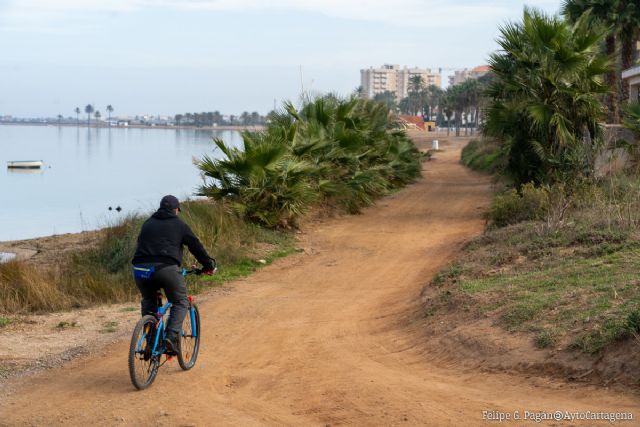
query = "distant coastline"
xmin=0 ymin=122 xmax=265 ymax=132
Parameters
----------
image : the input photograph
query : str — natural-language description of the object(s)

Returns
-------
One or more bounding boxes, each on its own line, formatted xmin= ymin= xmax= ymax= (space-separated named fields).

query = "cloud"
xmin=2 ymin=0 xmax=562 ymax=31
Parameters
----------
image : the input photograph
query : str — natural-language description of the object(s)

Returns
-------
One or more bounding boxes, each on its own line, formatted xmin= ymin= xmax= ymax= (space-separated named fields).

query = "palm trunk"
xmin=620 ymin=27 xmax=638 ymax=103
xmin=464 ymin=109 xmax=468 ymax=136
xmin=605 ymin=34 xmax=620 ymax=124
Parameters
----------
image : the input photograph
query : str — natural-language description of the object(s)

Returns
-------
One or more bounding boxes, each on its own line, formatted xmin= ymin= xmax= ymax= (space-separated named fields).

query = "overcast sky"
xmin=0 ymin=0 xmax=561 ymax=117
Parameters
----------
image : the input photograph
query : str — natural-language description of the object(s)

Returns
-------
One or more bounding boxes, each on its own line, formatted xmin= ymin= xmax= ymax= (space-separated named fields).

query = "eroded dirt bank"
xmin=0 ymin=137 xmax=637 ymax=426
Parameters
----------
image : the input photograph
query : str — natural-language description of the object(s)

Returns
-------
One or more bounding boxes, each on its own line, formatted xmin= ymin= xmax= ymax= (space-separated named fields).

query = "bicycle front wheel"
xmin=178 ymin=302 xmax=200 ymax=370
xmin=128 ymin=315 xmax=160 ymax=390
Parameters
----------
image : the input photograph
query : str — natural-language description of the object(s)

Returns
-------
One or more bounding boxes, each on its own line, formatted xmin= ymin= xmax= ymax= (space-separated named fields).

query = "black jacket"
xmin=132 ymin=208 xmax=213 ymax=270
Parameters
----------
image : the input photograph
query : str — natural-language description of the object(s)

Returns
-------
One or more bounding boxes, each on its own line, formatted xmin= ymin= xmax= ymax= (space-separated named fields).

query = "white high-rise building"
xmin=360 ymin=64 xmax=442 ymax=102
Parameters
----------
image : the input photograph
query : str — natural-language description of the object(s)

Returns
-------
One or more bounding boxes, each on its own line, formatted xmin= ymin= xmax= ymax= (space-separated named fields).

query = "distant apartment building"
xmin=360 ymin=64 xmax=442 ymax=102
xmin=448 ymin=65 xmax=491 ymax=86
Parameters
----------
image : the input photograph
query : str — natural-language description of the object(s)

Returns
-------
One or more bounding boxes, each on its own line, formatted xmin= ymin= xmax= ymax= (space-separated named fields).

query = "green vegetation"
xmin=198 ymin=95 xmax=422 ymax=227
xmin=0 ymin=316 xmax=10 ymax=328
xmin=428 ymin=212 xmax=640 ymax=353
xmin=487 ymin=183 xmax=551 ymax=227
xmin=0 ymin=201 xmax=296 ymax=314
xmin=101 ymin=321 xmax=118 ymax=333
xmin=56 ymin=321 xmax=77 ymax=329
xmin=432 ymin=169 xmax=640 ymax=353
xmin=173 ymin=111 xmax=266 ymax=127
xmin=438 ymin=6 xmax=640 ymax=359
xmin=484 ymin=7 xmax=608 ymax=186
xmin=460 ymin=138 xmax=504 ymax=174
xmin=0 ymin=95 xmax=415 ymax=316
xmin=562 ymin=1 xmax=640 ymax=120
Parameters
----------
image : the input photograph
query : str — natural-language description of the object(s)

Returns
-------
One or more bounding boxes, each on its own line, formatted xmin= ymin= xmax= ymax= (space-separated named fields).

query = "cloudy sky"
xmin=0 ymin=0 xmax=561 ymax=117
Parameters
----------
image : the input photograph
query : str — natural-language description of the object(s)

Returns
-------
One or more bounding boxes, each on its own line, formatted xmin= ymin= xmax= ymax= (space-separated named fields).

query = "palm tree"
xmin=485 ymin=7 xmax=608 ymax=185
xmin=617 ymin=2 xmax=640 ymax=101
xmin=74 ymin=107 xmax=81 ymax=125
xmin=94 ymin=110 xmax=101 ymax=124
xmin=373 ymin=91 xmax=397 ymax=111
xmin=85 ymin=104 xmax=94 ymax=126
xmin=57 ymin=114 xmax=63 ymax=125
xmin=424 ymin=85 xmax=443 ymax=122
xmin=562 ymin=0 xmax=634 ymax=121
xmin=408 ymin=75 xmax=425 ymax=116
xmin=106 ymin=105 xmax=114 ymax=125
xmin=198 ymin=95 xmax=421 ymax=226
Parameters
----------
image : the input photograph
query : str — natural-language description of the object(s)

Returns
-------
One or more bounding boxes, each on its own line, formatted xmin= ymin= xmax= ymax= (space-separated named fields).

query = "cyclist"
xmin=131 ymin=195 xmax=215 ymax=354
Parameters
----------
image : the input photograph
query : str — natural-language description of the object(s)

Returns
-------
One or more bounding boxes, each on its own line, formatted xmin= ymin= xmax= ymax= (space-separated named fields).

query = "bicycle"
xmin=128 ymin=262 xmax=215 ymax=390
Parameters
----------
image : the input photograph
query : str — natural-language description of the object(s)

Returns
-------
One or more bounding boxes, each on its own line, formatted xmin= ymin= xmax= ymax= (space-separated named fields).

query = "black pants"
xmin=134 ymin=264 xmax=187 ymax=336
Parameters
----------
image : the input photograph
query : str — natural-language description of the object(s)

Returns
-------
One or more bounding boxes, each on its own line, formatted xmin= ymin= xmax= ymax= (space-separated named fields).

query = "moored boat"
xmin=7 ymin=160 xmax=43 ymax=169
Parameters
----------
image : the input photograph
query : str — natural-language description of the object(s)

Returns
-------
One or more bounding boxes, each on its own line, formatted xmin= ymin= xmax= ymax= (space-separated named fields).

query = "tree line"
xmin=174 ymin=111 xmax=267 ymax=127
xmin=369 ymin=75 xmax=491 ymax=137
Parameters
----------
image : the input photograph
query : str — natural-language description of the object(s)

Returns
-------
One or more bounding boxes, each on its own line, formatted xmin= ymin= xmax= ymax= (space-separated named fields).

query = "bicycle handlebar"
xmin=182 ymin=257 xmax=217 ymax=276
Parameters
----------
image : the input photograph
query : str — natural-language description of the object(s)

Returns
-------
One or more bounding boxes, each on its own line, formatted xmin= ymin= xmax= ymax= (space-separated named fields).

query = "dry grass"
xmin=0 ymin=201 xmax=293 ymax=315
xmin=428 ymin=173 xmax=640 ymax=354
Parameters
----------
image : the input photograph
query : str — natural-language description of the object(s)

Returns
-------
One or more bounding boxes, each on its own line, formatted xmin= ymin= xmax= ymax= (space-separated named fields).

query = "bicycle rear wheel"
xmin=178 ymin=302 xmax=200 ymax=370
xmin=128 ymin=315 xmax=160 ymax=390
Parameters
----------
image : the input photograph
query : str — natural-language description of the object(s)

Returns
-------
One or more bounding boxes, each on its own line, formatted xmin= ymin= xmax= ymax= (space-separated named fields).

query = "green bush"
xmin=461 ymin=139 xmax=504 ymax=174
xmin=535 ymin=329 xmax=557 ymax=349
xmin=488 ymin=183 xmax=549 ymax=227
xmin=198 ymin=95 xmax=421 ymax=227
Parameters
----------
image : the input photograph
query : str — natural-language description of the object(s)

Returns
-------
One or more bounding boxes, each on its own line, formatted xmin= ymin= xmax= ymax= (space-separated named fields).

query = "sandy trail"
xmin=1 ymin=139 xmax=637 ymax=426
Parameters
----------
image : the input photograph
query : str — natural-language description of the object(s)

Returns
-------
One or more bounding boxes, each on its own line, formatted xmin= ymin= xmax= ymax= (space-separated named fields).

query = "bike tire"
xmin=128 ymin=315 xmax=160 ymax=390
xmin=178 ymin=302 xmax=200 ymax=370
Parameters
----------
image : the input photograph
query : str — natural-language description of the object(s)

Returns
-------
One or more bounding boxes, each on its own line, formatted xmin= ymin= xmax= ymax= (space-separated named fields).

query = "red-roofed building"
xmin=471 ymin=65 xmax=491 ymax=74
xmin=398 ymin=115 xmax=425 ymax=130
xmin=397 ymin=115 xmax=437 ymax=131
xmin=449 ymin=65 xmax=491 ymax=86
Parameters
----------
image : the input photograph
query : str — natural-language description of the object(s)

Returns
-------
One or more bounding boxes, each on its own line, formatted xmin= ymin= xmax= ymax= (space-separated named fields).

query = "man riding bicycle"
xmin=132 ymin=195 xmax=215 ymax=354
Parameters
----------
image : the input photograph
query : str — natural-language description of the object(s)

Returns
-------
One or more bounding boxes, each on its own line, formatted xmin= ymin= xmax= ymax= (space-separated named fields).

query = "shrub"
xmin=488 ymin=183 xmax=549 ymax=227
xmin=535 ymin=329 xmax=557 ymax=349
xmin=461 ymin=139 xmax=504 ymax=174
xmin=199 ymin=95 xmax=421 ymax=227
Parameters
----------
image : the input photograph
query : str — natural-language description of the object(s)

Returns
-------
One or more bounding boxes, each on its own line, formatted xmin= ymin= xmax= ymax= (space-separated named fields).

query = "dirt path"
xmin=1 ymin=138 xmax=637 ymax=426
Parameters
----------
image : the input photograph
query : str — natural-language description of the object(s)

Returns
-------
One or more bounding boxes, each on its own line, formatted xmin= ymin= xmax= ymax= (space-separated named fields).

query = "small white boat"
xmin=7 ymin=160 xmax=43 ymax=169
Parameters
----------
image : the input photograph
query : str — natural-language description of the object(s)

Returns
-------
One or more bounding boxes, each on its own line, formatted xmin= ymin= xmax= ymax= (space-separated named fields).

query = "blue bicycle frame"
xmin=135 ymin=267 xmax=198 ymax=358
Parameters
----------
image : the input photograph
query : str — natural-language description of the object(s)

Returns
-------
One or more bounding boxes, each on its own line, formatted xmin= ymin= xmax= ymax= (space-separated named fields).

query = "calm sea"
xmin=0 ymin=125 xmax=242 ymax=241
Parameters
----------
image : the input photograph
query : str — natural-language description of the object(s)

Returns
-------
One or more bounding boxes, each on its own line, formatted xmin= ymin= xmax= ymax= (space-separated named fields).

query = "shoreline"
xmin=0 ymin=122 xmax=264 ymax=132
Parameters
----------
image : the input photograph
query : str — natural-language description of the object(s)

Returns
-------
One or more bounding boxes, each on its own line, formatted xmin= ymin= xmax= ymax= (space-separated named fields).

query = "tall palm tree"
xmin=106 ymin=105 xmax=114 ymax=125
xmin=408 ymin=75 xmax=425 ymax=116
xmin=617 ymin=2 xmax=640 ymax=101
xmin=485 ymin=7 xmax=608 ymax=185
xmin=562 ymin=0 xmax=623 ymax=122
xmin=74 ymin=107 xmax=81 ymax=125
xmin=85 ymin=104 xmax=94 ymax=126
xmin=94 ymin=110 xmax=101 ymax=124
xmin=373 ymin=91 xmax=397 ymax=111
xmin=424 ymin=85 xmax=443 ymax=122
